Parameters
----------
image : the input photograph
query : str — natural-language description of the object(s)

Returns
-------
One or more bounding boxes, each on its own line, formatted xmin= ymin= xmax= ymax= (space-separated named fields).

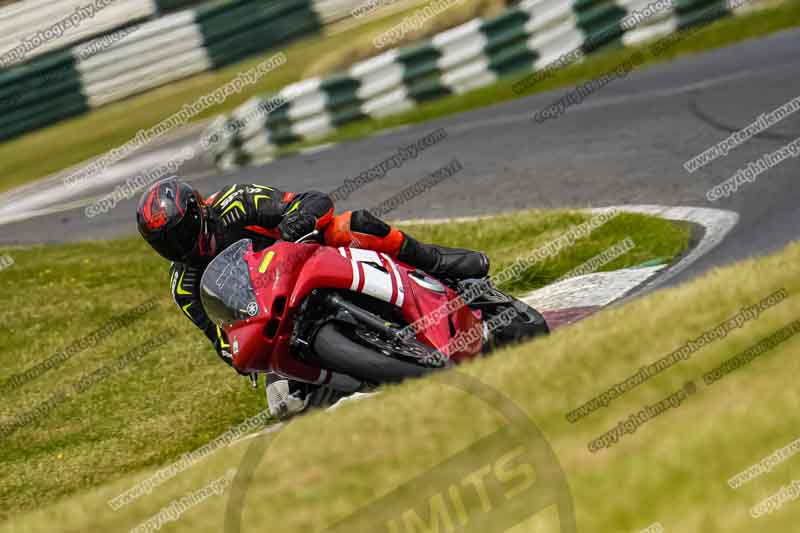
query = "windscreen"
xmin=200 ymin=239 xmax=260 ymax=327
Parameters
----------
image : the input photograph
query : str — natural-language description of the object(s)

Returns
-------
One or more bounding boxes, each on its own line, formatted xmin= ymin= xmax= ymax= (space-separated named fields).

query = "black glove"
xmin=278 ymin=211 xmax=317 ymax=242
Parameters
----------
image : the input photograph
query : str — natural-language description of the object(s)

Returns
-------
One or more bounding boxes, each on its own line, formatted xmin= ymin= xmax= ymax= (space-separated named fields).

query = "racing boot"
xmin=266 ymin=374 xmax=351 ymax=419
xmin=324 ymin=210 xmax=490 ymax=280
xmin=266 ymin=376 xmax=310 ymax=419
xmin=397 ymin=234 xmax=490 ymax=281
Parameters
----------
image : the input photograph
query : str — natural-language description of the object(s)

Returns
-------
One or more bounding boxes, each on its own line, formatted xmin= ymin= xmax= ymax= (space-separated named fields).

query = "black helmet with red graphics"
xmin=136 ymin=177 xmax=208 ymax=262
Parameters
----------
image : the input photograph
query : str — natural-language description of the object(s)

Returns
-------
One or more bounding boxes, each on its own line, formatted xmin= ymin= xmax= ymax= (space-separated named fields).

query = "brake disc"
xmin=353 ymin=329 xmax=447 ymax=368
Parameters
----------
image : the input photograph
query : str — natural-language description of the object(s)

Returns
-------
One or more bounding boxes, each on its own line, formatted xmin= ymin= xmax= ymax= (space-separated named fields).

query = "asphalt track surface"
xmin=1 ymin=28 xmax=798 ymax=288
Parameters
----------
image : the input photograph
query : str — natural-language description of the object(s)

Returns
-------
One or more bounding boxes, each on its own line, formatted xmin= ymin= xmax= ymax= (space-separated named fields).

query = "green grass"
xmin=283 ymin=0 xmax=800 ymax=152
xmin=0 ymin=210 xmax=688 ymax=523
xmin=397 ymin=210 xmax=691 ymax=294
xmin=3 ymin=230 xmax=798 ymax=532
xmin=0 ymin=0 xmax=497 ymax=195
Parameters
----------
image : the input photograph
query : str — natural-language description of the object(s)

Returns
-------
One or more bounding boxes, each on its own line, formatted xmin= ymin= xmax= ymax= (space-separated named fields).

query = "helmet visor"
xmin=144 ymin=203 xmax=202 ymax=262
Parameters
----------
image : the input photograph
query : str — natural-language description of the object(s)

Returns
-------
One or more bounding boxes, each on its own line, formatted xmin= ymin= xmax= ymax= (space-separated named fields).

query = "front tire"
xmin=312 ymin=323 xmax=432 ymax=384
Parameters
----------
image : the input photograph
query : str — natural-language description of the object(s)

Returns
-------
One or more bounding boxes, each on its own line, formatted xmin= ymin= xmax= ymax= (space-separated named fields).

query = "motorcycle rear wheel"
xmin=312 ymin=323 xmax=432 ymax=385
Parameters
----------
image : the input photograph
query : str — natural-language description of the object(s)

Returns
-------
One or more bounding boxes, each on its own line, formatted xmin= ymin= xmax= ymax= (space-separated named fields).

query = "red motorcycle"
xmin=200 ymin=233 xmax=549 ymax=393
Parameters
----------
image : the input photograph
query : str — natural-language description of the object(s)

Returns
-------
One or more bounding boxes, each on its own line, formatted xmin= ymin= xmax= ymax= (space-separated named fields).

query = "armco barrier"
xmin=0 ymin=0 xmax=158 ymax=69
xmin=154 ymin=0 xmax=209 ymax=13
xmin=196 ymin=0 xmax=322 ymax=69
xmin=0 ymin=0 xmax=359 ymax=142
xmin=207 ymin=0 xmax=756 ymax=168
xmin=0 ymin=49 xmax=88 ymax=141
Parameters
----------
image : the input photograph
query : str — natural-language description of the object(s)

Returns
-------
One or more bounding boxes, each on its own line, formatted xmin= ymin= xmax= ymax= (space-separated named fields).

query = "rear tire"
xmin=489 ymin=299 xmax=550 ymax=350
xmin=312 ymin=323 xmax=432 ymax=384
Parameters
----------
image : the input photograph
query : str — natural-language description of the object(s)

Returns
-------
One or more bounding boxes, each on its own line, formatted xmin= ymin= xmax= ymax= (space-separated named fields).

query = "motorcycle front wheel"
xmin=312 ymin=323 xmax=432 ymax=385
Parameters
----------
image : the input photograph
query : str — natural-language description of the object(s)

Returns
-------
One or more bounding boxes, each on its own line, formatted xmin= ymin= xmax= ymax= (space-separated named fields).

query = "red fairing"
xmin=226 ymin=321 xmax=268 ymax=371
xmin=288 ymin=247 xmax=357 ymax=309
xmin=395 ymin=268 xmax=483 ymax=361
xmin=229 ymin=242 xmax=327 ymax=379
xmin=293 ymin=246 xmax=483 ymax=360
xmin=226 ymin=242 xmax=484 ymax=383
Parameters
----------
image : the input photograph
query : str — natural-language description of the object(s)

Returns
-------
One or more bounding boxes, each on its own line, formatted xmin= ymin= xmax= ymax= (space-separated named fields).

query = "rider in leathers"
xmin=136 ymin=178 xmax=489 ymax=418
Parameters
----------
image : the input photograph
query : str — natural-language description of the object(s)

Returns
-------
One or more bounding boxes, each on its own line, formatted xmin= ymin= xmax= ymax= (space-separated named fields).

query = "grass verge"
xmin=3 ymin=233 xmax=798 ymax=532
xmin=0 ymin=210 xmax=688 ymax=521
